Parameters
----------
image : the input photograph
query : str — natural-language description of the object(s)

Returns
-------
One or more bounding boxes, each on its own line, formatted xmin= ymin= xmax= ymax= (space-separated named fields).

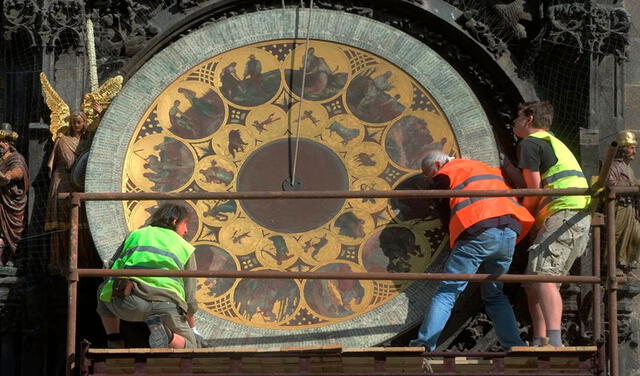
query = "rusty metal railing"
xmin=61 ymin=185 xmax=640 ymax=376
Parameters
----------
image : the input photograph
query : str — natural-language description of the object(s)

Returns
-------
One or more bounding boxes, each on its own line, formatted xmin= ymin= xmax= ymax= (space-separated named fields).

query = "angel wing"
xmin=39 ymin=72 xmax=71 ymax=141
xmin=82 ymin=75 xmax=124 ymax=132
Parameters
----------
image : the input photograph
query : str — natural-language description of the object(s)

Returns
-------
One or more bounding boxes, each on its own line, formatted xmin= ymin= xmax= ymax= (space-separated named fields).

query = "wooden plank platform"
xmin=85 ymin=345 xmax=598 ymax=375
xmin=510 ymin=346 xmax=597 ymax=352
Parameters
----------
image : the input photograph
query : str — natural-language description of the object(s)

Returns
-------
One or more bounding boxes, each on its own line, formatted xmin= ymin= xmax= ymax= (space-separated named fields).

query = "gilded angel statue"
xmin=40 ymin=72 xmax=123 ymax=270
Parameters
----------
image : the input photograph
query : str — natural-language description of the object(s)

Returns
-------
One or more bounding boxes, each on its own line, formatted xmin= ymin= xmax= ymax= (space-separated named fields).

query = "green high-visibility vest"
xmin=99 ymin=226 xmax=195 ymax=303
xmin=529 ymin=131 xmax=590 ymax=226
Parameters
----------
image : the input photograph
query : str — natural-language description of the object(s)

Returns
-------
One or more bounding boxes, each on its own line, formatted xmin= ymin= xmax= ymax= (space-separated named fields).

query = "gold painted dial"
xmin=122 ymin=39 xmax=459 ymax=329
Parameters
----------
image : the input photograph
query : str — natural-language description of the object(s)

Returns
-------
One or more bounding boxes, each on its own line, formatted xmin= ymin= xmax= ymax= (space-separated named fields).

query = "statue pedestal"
xmin=0 ymin=266 xmax=21 ymax=376
xmin=0 ymin=266 xmax=19 ymax=307
xmin=618 ymin=281 xmax=640 ymax=376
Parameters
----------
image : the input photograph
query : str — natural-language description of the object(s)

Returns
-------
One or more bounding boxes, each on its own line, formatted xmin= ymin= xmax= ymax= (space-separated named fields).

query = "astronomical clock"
xmin=86 ymin=8 xmax=501 ymax=347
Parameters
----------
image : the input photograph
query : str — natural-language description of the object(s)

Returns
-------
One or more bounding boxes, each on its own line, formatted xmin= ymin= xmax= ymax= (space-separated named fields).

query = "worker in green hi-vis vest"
xmin=513 ymin=101 xmax=591 ymax=348
xmin=96 ymin=203 xmax=199 ymax=348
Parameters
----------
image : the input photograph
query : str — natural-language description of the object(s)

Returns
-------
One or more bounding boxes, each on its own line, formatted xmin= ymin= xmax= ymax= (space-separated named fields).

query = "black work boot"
xmin=106 ymin=333 xmax=125 ymax=348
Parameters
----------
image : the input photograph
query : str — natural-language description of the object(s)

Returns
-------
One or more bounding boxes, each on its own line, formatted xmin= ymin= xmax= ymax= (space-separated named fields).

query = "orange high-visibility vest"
xmin=435 ymin=159 xmax=534 ymax=247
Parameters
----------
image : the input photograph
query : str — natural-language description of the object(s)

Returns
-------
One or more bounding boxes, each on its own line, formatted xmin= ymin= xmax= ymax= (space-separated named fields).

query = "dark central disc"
xmin=237 ymin=138 xmax=348 ymax=233
xmin=282 ymin=177 xmax=303 ymax=191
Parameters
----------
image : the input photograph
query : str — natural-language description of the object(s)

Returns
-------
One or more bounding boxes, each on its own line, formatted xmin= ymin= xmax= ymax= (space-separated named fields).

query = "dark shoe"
xmin=409 ymin=339 xmax=427 ymax=348
xmin=145 ymin=315 xmax=170 ymax=348
xmin=107 ymin=340 xmax=125 ymax=348
xmin=106 ymin=333 xmax=125 ymax=348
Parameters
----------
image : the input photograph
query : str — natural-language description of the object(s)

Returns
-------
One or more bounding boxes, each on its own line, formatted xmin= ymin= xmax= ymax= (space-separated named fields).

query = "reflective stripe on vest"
xmin=452 ymin=174 xmax=504 ymax=191
xmin=435 ymin=159 xmax=534 ymax=247
xmin=450 ymin=174 xmax=508 ymax=215
xmin=451 ymin=196 xmax=521 ymax=217
xmin=528 ymin=131 xmax=590 ymax=226
xmin=121 ymin=246 xmax=184 ymax=269
xmin=99 ymin=226 xmax=195 ymax=303
xmin=540 ymin=170 xmax=585 ymax=187
xmin=121 ymin=265 xmax=181 ymax=282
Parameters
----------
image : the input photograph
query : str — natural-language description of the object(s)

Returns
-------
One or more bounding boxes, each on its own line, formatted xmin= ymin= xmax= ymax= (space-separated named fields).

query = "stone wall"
xmin=620 ymin=6 xmax=640 ymax=373
xmin=624 ymin=0 xmax=640 ymax=175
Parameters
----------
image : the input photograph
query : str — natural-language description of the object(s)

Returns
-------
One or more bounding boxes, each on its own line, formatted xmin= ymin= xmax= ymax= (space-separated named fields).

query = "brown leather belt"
xmin=112 ymin=278 xmax=134 ymax=298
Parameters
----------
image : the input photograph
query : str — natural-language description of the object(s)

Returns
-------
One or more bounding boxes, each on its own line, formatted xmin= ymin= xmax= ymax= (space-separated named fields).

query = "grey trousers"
xmin=97 ymin=294 xmax=197 ymax=348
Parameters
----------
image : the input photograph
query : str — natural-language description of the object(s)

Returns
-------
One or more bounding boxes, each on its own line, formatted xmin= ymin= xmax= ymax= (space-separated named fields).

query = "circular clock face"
xmin=87 ymin=8 xmax=498 ymax=347
xmin=121 ymin=39 xmax=458 ymax=329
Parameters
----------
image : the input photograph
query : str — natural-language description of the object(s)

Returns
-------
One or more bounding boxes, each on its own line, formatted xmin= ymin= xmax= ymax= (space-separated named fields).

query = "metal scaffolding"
xmin=61 ymin=184 xmax=640 ymax=376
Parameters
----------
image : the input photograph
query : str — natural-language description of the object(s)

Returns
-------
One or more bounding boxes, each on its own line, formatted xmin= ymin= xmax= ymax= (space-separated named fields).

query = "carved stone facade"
xmin=3 ymin=0 xmax=86 ymax=53
xmin=87 ymin=1 xmax=160 ymax=78
xmin=623 ymin=0 xmax=640 ymax=176
xmin=547 ymin=2 xmax=630 ymax=59
xmin=620 ymin=3 xmax=640 ymax=374
xmin=0 ymin=0 xmax=637 ymax=374
xmin=2 ymin=0 xmax=40 ymax=47
xmin=458 ymin=10 xmax=509 ymax=58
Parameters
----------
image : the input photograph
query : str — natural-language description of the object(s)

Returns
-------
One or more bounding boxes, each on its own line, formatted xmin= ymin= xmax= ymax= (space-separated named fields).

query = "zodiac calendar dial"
xmin=121 ymin=39 xmax=459 ymax=330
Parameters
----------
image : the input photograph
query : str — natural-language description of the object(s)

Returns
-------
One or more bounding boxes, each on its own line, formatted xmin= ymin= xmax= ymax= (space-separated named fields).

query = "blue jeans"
xmin=410 ymin=227 xmax=524 ymax=350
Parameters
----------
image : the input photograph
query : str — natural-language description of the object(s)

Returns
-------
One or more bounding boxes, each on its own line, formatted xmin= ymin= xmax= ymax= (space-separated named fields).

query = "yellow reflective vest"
xmin=99 ymin=226 xmax=195 ymax=303
xmin=529 ymin=131 xmax=590 ymax=227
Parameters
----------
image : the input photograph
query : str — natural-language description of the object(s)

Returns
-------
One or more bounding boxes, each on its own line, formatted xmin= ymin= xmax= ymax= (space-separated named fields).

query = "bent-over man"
xmin=410 ymin=151 xmax=534 ymax=350
xmin=97 ymin=203 xmax=199 ymax=348
xmin=513 ymin=101 xmax=591 ymax=347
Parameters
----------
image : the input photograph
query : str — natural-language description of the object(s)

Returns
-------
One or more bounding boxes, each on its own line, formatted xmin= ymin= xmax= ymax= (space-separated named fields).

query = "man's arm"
xmin=500 ymin=152 xmax=526 ymax=188
xmin=106 ymin=239 xmax=128 ymax=268
xmin=430 ymin=175 xmax=451 ymax=224
xmin=521 ymin=168 xmax=542 ymax=213
xmin=184 ymin=255 xmax=199 ymax=320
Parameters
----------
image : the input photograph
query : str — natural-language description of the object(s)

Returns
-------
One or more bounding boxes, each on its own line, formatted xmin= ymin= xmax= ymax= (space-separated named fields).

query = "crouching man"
xmin=410 ymin=151 xmax=534 ymax=350
xmin=97 ymin=203 xmax=199 ymax=348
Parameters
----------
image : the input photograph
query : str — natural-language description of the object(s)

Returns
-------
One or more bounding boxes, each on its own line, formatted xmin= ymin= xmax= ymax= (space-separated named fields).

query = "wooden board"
xmin=89 ymin=346 xmax=596 ymax=375
xmin=510 ymin=346 xmax=597 ymax=352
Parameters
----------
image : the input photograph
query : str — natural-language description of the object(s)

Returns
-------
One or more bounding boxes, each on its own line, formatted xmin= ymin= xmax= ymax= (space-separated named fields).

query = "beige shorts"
xmin=526 ymin=210 xmax=591 ymax=276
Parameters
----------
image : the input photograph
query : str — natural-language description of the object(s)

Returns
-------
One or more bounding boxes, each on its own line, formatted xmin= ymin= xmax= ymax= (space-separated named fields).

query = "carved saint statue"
xmin=40 ymin=72 xmax=123 ymax=271
xmin=606 ymin=130 xmax=640 ymax=273
xmin=0 ymin=123 xmax=28 ymax=267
